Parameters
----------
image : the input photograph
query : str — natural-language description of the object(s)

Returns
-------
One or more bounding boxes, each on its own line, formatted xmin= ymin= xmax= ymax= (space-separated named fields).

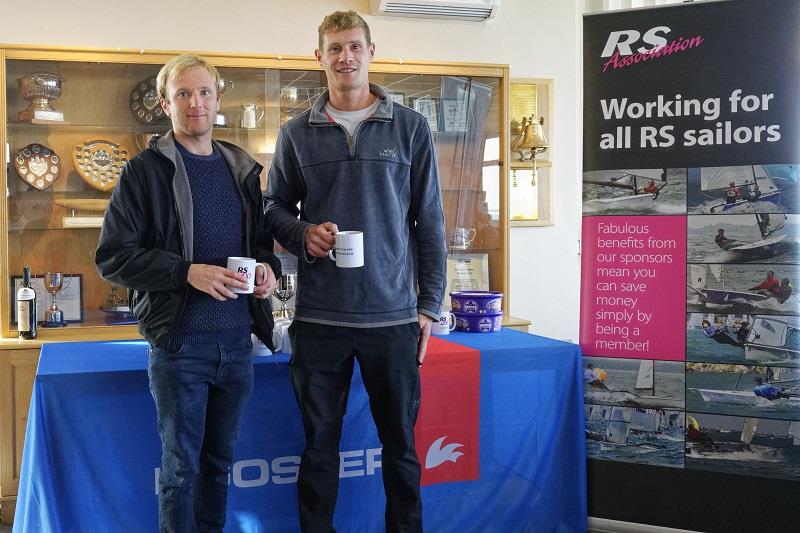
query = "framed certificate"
xmin=412 ymin=96 xmax=438 ymax=132
xmin=439 ymin=76 xmax=492 ymax=134
xmin=11 ymin=273 xmax=84 ymax=323
xmin=440 ymin=98 xmax=468 ymax=132
xmin=445 ymin=253 xmax=490 ymax=305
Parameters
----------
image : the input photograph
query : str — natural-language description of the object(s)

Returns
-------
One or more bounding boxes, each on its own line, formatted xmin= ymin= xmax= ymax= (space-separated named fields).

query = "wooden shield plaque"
xmin=73 ymin=140 xmax=129 ymax=192
xmin=14 ymin=143 xmax=60 ymax=190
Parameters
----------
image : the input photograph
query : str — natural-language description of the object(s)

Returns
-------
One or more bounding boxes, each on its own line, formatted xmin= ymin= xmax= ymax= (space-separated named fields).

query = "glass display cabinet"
xmin=0 ymin=47 xmax=514 ymax=340
xmin=0 ymin=44 xmax=520 ymax=525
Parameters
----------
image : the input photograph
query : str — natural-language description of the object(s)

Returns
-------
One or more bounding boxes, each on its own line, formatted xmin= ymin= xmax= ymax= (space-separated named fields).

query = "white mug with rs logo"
xmin=227 ymin=257 xmax=267 ymax=294
xmin=432 ymin=311 xmax=456 ymax=336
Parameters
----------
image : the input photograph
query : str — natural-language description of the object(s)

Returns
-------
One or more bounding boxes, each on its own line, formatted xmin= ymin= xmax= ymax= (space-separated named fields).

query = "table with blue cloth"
xmin=13 ymin=329 xmax=586 ymax=532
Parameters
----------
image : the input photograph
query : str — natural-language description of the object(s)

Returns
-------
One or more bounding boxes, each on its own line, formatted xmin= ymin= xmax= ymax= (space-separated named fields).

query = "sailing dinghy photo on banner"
xmin=685 ymin=413 xmax=800 ymax=482
xmin=582 ymin=1 xmax=799 ymax=530
xmin=687 ymin=213 xmax=799 ymax=265
xmin=582 ymin=167 xmax=687 ymax=215
xmin=583 ymin=356 xmax=685 ymax=468
xmin=686 ymin=313 xmax=800 ymax=368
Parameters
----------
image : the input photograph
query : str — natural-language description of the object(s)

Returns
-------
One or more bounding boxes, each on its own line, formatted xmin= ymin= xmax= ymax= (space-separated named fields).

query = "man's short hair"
xmin=318 ymin=10 xmax=371 ymax=50
xmin=157 ymin=54 xmax=220 ymax=101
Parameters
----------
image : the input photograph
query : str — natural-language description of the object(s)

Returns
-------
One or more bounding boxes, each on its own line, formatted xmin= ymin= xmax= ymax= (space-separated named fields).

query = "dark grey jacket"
xmin=265 ymin=84 xmax=446 ymax=327
xmin=96 ymin=132 xmax=281 ymax=349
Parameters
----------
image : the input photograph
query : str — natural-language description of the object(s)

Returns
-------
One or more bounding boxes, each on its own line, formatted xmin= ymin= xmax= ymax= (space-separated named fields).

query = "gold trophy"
xmin=17 ymin=73 xmax=65 ymax=123
xmin=42 ymin=271 xmax=66 ymax=327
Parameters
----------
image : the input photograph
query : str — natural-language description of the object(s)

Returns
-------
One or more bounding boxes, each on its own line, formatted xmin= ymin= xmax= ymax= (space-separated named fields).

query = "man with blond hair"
xmin=266 ymin=10 xmax=446 ymax=533
xmin=97 ymin=54 xmax=280 ymax=532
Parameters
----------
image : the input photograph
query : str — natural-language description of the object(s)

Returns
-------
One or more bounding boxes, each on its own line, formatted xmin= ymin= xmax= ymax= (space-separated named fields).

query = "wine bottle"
xmin=17 ymin=266 xmax=37 ymax=339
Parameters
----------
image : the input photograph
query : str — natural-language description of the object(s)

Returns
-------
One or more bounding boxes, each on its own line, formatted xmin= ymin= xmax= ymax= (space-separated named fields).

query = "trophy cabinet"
xmin=0 ymin=44 xmax=526 ymax=524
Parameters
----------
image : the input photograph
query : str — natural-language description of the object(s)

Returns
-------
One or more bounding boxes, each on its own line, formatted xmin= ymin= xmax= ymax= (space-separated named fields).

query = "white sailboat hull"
xmin=745 ymin=344 xmax=800 ymax=364
xmin=585 ymin=389 xmax=684 ymax=409
xmin=730 ymin=233 xmax=787 ymax=252
xmin=584 ymin=192 xmax=655 ymax=208
xmin=598 ymin=441 xmax=662 ymax=454
xmin=692 ymin=388 xmax=800 ymax=407
xmin=729 ymin=234 xmax=787 ymax=258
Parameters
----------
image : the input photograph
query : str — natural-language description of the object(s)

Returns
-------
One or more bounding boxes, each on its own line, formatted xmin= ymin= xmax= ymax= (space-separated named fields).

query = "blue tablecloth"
xmin=13 ymin=330 xmax=586 ymax=532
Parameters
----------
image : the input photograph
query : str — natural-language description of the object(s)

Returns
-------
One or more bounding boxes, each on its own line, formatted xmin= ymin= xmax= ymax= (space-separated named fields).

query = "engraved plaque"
xmin=73 ymin=140 xmax=129 ymax=191
xmin=13 ymin=143 xmax=61 ymax=190
xmin=130 ymin=76 xmax=166 ymax=124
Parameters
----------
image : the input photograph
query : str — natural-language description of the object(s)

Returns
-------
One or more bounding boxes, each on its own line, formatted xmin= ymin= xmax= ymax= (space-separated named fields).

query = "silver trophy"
xmin=274 ymin=273 xmax=297 ymax=318
xmin=214 ymin=78 xmax=234 ymax=127
xmin=17 ymin=73 xmax=65 ymax=123
xmin=43 ymin=271 xmax=66 ymax=326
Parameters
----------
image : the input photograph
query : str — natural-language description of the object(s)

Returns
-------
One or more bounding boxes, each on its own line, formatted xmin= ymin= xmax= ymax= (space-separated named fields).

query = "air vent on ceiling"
xmin=369 ymin=0 xmax=499 ymax=21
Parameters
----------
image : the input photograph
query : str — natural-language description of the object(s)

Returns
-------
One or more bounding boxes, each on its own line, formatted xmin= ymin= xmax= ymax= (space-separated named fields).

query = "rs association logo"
xmin=600 ymin=25 xmax=704 ymax=72
xmin=425 ymin=436 xmax=464 ymax=469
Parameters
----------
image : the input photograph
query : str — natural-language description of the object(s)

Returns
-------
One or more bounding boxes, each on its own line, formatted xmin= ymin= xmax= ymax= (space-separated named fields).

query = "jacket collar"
xmin=153 ymin=130 xmax=263 ymax=181
xmin=308 ymin=83 xmax=393 ymax=126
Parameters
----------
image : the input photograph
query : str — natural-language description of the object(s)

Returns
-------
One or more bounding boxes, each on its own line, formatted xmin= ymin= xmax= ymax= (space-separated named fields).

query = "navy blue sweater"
xmin=172 ymin=142 xmax=251 ymax=344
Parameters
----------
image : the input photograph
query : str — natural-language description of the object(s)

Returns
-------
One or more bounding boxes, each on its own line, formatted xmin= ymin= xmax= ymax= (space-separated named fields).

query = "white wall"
xmin=2 ymin=0 xmax=583 ymax=341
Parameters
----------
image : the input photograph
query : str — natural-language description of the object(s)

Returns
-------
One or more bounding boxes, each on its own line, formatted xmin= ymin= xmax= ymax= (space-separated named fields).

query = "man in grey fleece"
xmin=264 ymin=10 xmax=446 ymax=533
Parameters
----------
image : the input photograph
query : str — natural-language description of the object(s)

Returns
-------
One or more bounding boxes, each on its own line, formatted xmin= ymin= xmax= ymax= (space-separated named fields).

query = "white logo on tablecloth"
xmin=425 ymin=436 xmax=464 ymax=469
xmin=154 ymin=447 xmax=382 ymax=493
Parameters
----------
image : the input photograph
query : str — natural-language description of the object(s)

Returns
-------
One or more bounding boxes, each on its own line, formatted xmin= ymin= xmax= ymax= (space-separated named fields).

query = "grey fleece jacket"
xmin=264 ymin=84 xmax=446 ymax=327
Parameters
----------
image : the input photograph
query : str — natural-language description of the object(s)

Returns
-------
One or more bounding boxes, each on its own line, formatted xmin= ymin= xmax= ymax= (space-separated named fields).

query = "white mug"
xmin=432 ymin=311 xmax=456 ymax=335
xmin=327 ymin=231 xmax=364 ymax=268
xmin=227 ymin=257 xmax=267 ymax=294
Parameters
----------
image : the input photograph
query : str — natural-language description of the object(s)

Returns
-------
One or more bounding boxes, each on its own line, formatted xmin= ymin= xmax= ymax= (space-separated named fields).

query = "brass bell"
xmin=510 ymin=116 xmax=529 ymax=155
xmin=514 ymin=115 xmax=548 ymax=161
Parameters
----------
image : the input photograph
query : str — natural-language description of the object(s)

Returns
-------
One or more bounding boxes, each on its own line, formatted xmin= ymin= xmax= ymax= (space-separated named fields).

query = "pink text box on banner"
xmin=580 ymin=215 xmax=686 ymax=360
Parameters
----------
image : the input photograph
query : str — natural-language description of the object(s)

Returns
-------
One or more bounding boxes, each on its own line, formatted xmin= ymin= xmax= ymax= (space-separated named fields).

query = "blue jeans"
xmin=148 ymin=337 xmax=254 ymax=533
